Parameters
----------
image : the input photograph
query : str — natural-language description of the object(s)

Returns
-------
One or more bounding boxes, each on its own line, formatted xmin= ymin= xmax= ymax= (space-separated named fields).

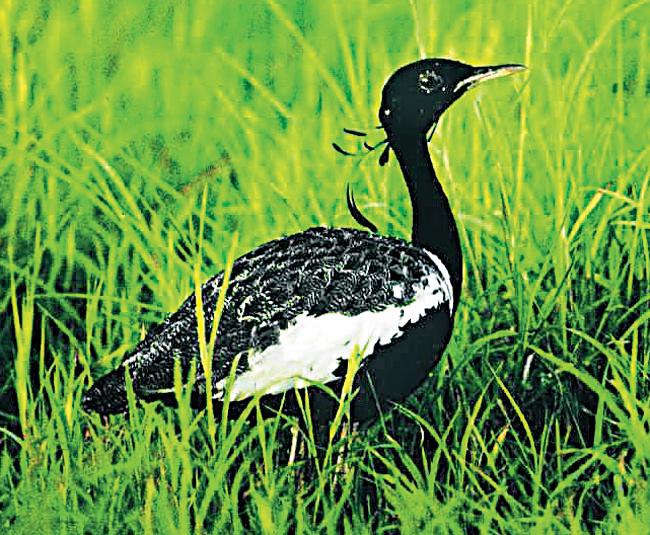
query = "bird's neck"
xmin=391 ymin=132 xmax=462 ymax=305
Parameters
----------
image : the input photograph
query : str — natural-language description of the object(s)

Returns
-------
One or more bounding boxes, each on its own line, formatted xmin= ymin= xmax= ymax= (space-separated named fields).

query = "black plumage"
xmin=83 ymin=228 xmax=450 ymax=416
xmin=84 ymin=57 xmax=524 ymax=423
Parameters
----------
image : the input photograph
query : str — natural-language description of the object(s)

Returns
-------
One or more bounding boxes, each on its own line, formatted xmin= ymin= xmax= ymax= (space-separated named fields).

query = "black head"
xmin=380 ymin=58 xmax=525 ymax=137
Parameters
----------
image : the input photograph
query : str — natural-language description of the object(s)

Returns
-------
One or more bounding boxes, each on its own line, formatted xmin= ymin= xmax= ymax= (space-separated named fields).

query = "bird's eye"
xmin=383 ymin=108 xmax=391 ymax=117
xmin=418 ymin=70 xmax=443 ymax=94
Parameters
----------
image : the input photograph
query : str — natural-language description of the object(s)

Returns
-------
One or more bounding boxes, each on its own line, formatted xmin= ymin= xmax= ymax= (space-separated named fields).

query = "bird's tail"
xmin=83 ymin=367 xmax=129 ymax=415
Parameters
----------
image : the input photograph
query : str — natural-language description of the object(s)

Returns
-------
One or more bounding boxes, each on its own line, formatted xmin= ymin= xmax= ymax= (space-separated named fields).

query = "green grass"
xmin=1 ymin=0 xmax=649 ymax=532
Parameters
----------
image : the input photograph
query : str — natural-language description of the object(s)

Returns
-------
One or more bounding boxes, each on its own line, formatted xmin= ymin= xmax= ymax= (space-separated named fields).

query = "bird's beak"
xmin=453 ymin=64 xmax=526 ymax=93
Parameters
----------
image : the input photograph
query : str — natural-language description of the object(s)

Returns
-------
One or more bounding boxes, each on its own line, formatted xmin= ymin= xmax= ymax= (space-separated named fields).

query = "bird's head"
xmin=379 ymin=58 xmax=525 ymax=138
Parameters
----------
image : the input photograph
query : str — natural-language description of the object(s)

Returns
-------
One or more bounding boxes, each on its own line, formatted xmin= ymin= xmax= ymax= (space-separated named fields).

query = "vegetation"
xmin=1 ymin=0 xmax=648 ymax=532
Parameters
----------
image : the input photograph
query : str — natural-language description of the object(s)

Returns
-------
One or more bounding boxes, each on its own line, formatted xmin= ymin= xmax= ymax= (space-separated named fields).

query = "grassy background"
xmin=1 ymin=0 xmax=649 ymax=532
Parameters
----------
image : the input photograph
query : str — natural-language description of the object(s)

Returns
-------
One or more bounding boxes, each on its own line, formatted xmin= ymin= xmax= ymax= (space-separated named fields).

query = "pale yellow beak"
xmin=454 ymin=64 xmax=527 ymax=93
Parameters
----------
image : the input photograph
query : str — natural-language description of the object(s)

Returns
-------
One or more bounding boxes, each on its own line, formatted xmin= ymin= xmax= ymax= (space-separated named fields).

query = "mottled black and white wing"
xmin=83 ymin=227 xmax=452 ymax=414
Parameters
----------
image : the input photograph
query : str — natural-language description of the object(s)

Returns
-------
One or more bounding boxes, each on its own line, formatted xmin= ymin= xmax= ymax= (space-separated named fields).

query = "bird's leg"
xmin=332 ymin=420 xmax=348 ymax=488
xmin=288 ymin=422 xmax=310 ymax=493
xmin=333 ymin=420 xmax=359 ymax=487
xmin=288 ymin=423 xmax=300 ymax=466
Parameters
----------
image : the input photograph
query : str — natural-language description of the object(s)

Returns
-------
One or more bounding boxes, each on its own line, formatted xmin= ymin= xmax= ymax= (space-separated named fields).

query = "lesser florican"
xmin=83 ymin=58 xmax=525 ymax=425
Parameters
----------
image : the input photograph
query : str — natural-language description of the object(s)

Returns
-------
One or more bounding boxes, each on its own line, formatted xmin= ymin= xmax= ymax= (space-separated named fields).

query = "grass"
xmin=1 ymin=0 xmax=649 ymax=532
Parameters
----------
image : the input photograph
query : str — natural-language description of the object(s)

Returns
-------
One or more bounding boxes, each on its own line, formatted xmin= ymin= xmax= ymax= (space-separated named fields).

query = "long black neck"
xmin=390 ymin=132 xmax=462 ymax=307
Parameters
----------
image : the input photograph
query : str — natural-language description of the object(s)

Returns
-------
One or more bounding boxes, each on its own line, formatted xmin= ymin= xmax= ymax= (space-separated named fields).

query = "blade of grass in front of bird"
xmin=491 ymin=368 xmax=538 ymax=467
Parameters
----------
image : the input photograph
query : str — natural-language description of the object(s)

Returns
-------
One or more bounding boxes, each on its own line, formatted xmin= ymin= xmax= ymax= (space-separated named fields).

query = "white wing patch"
xmin=215 ymin=254 xmax=453 ymax=401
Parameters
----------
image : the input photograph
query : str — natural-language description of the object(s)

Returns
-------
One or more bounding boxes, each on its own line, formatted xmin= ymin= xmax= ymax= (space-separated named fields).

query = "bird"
xmin=83 ymin=58 xmax=525 ymax=426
